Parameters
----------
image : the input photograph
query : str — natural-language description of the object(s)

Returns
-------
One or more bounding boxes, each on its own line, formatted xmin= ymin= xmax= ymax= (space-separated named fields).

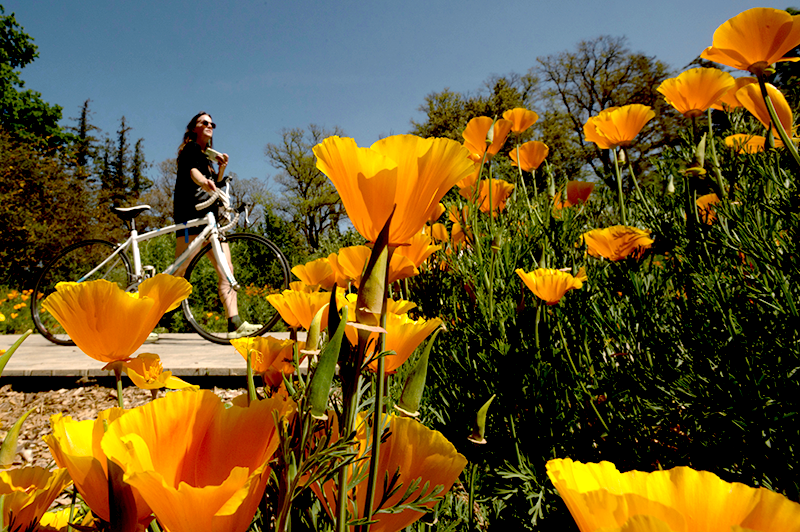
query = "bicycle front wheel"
xmin=31 ymin=239 xmax=133 ymax=345
xmin=182 ymin=233 xmax=290 ymax=344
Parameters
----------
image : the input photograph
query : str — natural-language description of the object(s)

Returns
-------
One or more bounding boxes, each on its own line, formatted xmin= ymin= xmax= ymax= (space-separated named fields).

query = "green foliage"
xmin=0 ymin=5 xmax=74 ymax=148
xmin=404 ymin=120 xmax=800 ymax=528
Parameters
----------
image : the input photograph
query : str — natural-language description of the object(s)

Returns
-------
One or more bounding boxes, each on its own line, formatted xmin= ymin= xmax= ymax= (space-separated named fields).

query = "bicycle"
xmin=30 ymin=180 xmax=291 ymax=345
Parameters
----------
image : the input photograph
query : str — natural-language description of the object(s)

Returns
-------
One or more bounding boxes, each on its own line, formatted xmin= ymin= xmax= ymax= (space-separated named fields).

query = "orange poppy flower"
xmin=429 ymin=222 xmax=448 ymax=243
xmin=313 ymin=135 xmax=474 ymax=246
xmin=711 ymin=77 xmax=756 ymax=111
xmin=41 ymin=275 xmax=191 ymax=364
xmin=657 ymin=68 xmax=735 ymax=118
xmin=291 ymin=257 xmax=335 ymax=291
xmin=458 ymin=176 xmax=515 ymax=216
xmin=45 ymin=409 xmax=154 ymax=527
xmin=502 ymin=108 xmax=539 ymax=133
xmin=231 ymin=335 xmax=302 ymax=387
xmin=462 ymin=116 xmax=513 ymax=162
xmin=427 ymin=202 xmax=446 ymax=222
xmin=122 ymin=353 xmax=196 ymax=390
xmin=547 ymin=458 xmax=800 ymax=532
xmin=555 ymin=181 xmax=595 ymax=209
xmin=266 ymin=289 xmax=337 ymax=330
xmin=0 ymin=467 xmax=72 ymax=532
xmin=360 ymin=311 xmax=443 ymax=373
xmin=516 ymin=268 xmax=588 ymax=305
xmin=725 ymin=133 xmax=788 ymax=153
xmin=583 ymin=104 xmax=655 ymax=149
xmin=697 ymin=193 xmax=721 ymax=224
xmin=313 ymin=415 xmax=467 ymax=532
xmin=328 ymin=246 xmax=418 ymax=287
xmin=700 ymin=7 xmax=800 ymax=76
xmin=734 ymin=82 xmax=793 ymax=137
xmin=579 ymin=226 xmax=654 ymax=261
xmin=101 ymin=390 xmax=294 ymax=532
xmin=508 ymin=141 xmax=550 ymax=171
xmin=394 ymin=231 xmax=441 ymax=269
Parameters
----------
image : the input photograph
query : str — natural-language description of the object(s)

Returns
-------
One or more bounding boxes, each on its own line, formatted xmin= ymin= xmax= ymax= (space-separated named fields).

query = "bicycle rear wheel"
xmin=182 ymin=233 xmax=290 ymax=344
xmin=31 ymin=240 xmax=133 ymax=345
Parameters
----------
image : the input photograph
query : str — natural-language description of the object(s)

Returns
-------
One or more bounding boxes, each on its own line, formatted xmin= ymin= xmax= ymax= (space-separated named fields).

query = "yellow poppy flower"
xmin=509 ymin=140 xmax=549 ymax=171
xmin=516 ymin=268 xmax=587 ymax=305
xmin=122 ymin=353 xmax=197 ymax=390
xmin=734 ymin=82 xmax=793 ymax=137
xmin=696 ymin=193 xmax=721 ymax=225
xmin=711 ymin=76 xmax=756 ymax=111
xmin=394 ymin=231 xmax=441 ymax=269
xmin=45 ymin=409 xmax=153 ymax=527
xmin=547 ymin=458 xmax=800 ymax=532
xmin=266 ymin=289 xmax=336 ymax=330
xmin=328 ymin=246 xmax=418 ymax=287
xmin=462 ymin=116 xmax=513 ymax=162
xmin=38 ymin=508 xmax=72 ymax=531
xmin=313 ymin=135 xmax=474 ymax=245
xmin=101 ymin=390 xmax=294 ymax=532
xmin=291 ymin=257 xmax=335 ymax=291
xmin=40 ymin=275 xmax=191 ymax=364
xmin=579 ymin=226 xmax=654 ymax=261
xmin=502 ymin=107 xmax=539 ymax=133
xmin=700 ymin=7 xmax=800 ymax=76
xmin=584 ymin=105 xmax=655 ymax=149
xmin=313 ymin=415 xmax=467 ymax=532
xmin=429 ymin=222 xmax=448 ymax=242
xmin=0 ymin=467 xmax=72 ymax=532
xmin=657 ymin=67 xmax=735 ymax=118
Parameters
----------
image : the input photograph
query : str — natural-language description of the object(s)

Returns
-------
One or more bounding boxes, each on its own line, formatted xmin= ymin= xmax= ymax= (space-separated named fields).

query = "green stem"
xmin=362 ymin=301 xmax=389 ymax=531
xmin=757 ymin=74 xmax=800 ymax=170
xmin=706 ymin=108 xmax=727 ymax=199
xmin=246 ymin=351 xmax=256 ymax=405
xmin=113 ymin=365 xmax=124 ymax=409
xmin=468 ymin=462 xmax=478 ymax=532
xmin=556 ymin=320 xmax=610 ymax=434
xmin=613 ymin=148 xmax=627 ymax=225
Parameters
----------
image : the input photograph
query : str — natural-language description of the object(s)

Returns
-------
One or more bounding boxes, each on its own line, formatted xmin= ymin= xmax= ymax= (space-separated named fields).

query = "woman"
xmin=171 ymin=111 xmax=261 ymax=339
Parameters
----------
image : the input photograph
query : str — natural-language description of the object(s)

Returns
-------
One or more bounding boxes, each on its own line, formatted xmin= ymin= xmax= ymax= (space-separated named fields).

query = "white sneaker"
xmin=145 ymin=332 xmax=159 ymax=343
xmin=227 ymin=321 xmax=262 ymax=339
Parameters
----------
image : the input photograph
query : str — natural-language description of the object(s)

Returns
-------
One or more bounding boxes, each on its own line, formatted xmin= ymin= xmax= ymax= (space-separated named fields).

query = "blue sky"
xmin=6 ymin=1 xmax=790 ymax=190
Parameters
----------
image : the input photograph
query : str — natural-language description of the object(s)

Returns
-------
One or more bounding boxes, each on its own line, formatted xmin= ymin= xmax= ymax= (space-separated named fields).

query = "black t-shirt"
xmin=174 ymin=142 xmax=219 ymax=224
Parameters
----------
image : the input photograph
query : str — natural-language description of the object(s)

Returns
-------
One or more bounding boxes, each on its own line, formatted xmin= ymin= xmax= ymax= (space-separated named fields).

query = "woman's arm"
xmin=190 ymin=168 xmax=217 ymax=193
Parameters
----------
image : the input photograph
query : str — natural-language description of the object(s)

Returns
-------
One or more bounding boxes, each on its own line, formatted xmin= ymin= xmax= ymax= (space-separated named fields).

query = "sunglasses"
xmin=198 ymin=120 xmax=216 ymax=129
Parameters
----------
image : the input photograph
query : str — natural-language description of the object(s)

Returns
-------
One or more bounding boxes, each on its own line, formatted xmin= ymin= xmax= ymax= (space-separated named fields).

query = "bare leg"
xmin=175 ymin=235 xmax=237 ymax=318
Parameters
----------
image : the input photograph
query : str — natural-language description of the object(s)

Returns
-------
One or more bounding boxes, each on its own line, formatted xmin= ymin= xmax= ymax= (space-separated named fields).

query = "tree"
xmin=264 ymin=124 xmax=346 ymax=250
xmin=0 ymin=5 xmax=72 ymax=148
xmin=411 ymin=73 xmax=540 ymax=141
xmin=68 ymin=99 xmax=100 ymax=181
xmin=536 ymin=35 xmax=681 ymax=182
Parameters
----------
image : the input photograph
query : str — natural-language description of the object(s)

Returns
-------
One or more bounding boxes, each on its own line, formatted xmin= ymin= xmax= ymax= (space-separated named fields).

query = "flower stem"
xmin=113 ymin=365 xmax=124 ymax=409
xmin=613 ymin=148 xmax=627 ymax=225
xmin=757 ymin=74 xmax=800 ymax=170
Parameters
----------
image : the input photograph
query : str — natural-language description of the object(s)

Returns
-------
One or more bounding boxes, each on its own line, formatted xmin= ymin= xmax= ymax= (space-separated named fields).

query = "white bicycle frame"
xmin=78 ymin=211 xmax=240 ymax=292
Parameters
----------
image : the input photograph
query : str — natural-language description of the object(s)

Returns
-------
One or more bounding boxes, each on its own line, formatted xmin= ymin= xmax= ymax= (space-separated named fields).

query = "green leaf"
xmin=309 ymin=305 xmax=348 ymax=420
xmin=0 ymin=407 xmax=33 ymax=468
xmin=0 ymin=329 xmax=32 ymax=378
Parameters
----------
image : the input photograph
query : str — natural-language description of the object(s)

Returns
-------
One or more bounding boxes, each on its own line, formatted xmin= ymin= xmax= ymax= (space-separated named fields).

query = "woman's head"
xmin=180 ymin=111 xmax=214 ymax=152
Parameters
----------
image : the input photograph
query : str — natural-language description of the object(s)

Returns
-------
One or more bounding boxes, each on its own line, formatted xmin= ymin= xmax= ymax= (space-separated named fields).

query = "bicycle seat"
xmin=111 ymin=205 xmax=151 ymax=221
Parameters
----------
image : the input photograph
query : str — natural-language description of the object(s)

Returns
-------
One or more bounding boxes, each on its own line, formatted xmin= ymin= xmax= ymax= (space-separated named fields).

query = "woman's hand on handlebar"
xmin=202 ymin=178 xmax=217 ymax=193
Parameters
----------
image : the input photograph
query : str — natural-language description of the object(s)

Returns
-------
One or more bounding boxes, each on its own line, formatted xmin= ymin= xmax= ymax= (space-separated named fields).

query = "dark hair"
xmin=178 ymin=111 xmax=213 ymax=155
